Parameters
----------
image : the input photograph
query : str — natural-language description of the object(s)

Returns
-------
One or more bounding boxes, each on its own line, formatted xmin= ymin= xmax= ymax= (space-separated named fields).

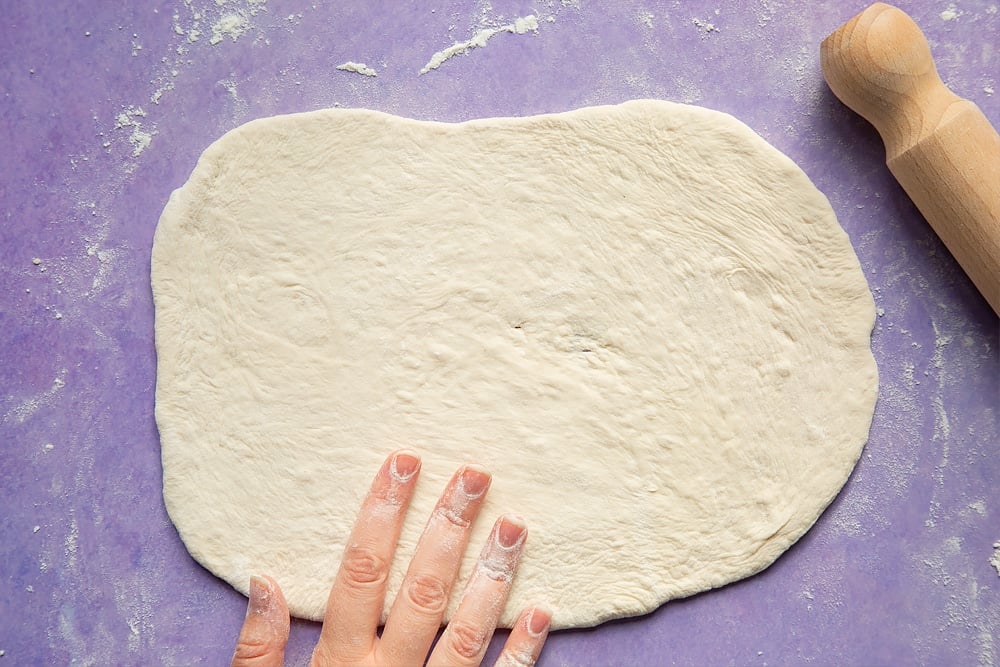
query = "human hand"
xmin=231 ymin=450 xmax=551 ymax=667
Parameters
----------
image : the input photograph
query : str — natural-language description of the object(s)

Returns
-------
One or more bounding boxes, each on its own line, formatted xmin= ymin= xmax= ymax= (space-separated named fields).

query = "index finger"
xmin=313 ymin=449 xmax=421 ymax=664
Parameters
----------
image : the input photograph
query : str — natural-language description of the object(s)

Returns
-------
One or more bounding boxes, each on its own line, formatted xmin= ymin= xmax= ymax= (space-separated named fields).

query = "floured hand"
xmin=230 ymin=450 xmax=550 ymax=667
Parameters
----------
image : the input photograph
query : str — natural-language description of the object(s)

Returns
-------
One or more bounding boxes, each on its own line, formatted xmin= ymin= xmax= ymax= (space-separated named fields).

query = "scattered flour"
xmin=205 ymin=0 xmax=266 ymax=45
xmin=991 ymin=542 xmax=1000 ymax=577
xmin=930 ymin=320 xmax=953 ymax=442
xmin=967 ymin=500 xmax=987 ymax=516
xmin=64 ymin=516 xmax=79 ymax=569
xmin=940 ymin=3 xmax=960 ymax=20
xmin=210 ymin=13 xmax=249 ymax=44
xmin=2 ymin=370 xmax=68 ymax=425
xmin=113 ymin=106 xmax=155 ymax=158
xmin=149 ymin=82 xmax=174 ymax=104
xmin=336 ymin=61 xmax=378 ymax=77
xmin=169 ymin=0 xmax=267 ymax=51
xmin=218 ymin=77 xmax=244 ymax=105
xmin=101 ymin=0 xmax=272 ymax=167
xmin=692 ymin=17 xmax=719 ymax=33
xmin=420 ymin=14 xmax=539 ymax=74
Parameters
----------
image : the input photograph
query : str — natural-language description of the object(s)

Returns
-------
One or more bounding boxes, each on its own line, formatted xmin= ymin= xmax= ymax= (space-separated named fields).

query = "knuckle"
xmin=447 ymin=620 xmax=489 ymax=660
xmin=405 ymin=573 xmax=449 ymax=614
xmin=233 ymin=636 xmax=273 ymax=662
xmin=369 ymin=477 xmax=403 ymax=506
xmin=497 ymin=648 xmax=537 ymax=667
xmin=340 ymin=545 xmax=389 ymax=588
xmin=437 ymin=506 xmax=471 ymax=529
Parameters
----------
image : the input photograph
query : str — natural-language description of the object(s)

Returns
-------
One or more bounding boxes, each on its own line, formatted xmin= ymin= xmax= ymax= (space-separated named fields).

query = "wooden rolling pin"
xmin=821 ymin=2 xmax=1000 ymax=314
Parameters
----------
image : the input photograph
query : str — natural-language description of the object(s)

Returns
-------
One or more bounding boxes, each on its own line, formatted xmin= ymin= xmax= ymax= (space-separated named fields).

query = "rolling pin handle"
xmin=821 ymin=3 xmax=1000 ymax=314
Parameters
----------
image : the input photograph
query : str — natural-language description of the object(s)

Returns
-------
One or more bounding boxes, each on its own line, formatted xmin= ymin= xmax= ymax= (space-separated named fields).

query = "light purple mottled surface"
xmin=2 ymin=1 xmax=998 ymax=665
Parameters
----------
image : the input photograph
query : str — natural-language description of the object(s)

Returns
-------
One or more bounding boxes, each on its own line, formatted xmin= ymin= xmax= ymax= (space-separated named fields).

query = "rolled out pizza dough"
xmin=152 ymin=100 xmax=878 ymax=629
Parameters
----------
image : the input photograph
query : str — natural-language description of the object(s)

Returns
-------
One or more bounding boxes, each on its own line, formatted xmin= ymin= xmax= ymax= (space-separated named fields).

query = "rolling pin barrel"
xmin=821 ymin=2 xmax=1000 ymax=314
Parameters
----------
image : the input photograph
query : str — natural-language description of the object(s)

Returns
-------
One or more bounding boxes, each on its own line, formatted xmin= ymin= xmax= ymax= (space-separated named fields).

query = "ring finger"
xmin=427 ymin=514 xmax=527 ymax=667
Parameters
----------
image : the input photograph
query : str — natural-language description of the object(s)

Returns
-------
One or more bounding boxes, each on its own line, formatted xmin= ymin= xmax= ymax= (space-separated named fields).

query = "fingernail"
xmin=497 ymin=514 xmax=527 ymax=549
xmin=247 ymin=575 xmax=271 ymax=616
xmin=526 ymin=606 xmax=552 ymax=637
xmin=460 ymin=465 xmax=491 ymax=498
xmin=391 ymin=450 xmax=420 ymax=482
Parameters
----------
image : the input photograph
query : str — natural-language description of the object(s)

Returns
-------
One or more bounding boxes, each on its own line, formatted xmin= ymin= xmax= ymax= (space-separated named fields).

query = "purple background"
xmin=2 ymin=1 xmax=998 ymax=665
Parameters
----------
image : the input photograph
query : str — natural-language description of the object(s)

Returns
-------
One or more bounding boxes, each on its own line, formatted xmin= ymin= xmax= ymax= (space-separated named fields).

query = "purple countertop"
xmin=2 ymin=1 xmax=998 ymax=665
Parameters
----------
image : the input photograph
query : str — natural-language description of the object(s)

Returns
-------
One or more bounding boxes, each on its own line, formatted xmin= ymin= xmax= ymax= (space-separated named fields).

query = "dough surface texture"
xmin=152 ymin=100 xmax=877 ymax=629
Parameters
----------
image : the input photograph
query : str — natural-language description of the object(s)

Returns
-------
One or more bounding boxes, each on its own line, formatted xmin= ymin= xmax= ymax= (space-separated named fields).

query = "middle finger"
xmin=378 ymin=464 xmax=492 ymax=665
